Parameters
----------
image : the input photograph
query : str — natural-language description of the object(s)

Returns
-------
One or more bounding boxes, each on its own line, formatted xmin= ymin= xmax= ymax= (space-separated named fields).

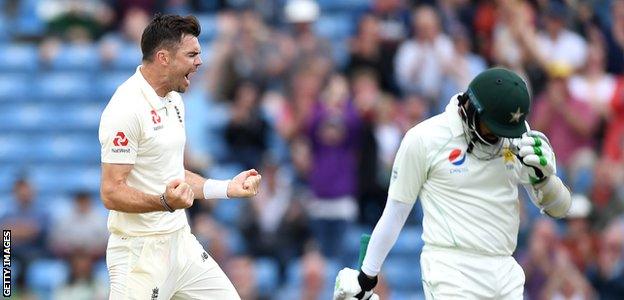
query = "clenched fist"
xmin=227 ymin=169 xmax=262 ymax=198
xmin=165 ymin=179 xmax=195 ymax=209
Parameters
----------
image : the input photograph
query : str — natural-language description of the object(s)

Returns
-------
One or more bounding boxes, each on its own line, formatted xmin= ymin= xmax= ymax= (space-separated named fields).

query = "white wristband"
xmin=203 ymin=179 xmax=230 ymax=199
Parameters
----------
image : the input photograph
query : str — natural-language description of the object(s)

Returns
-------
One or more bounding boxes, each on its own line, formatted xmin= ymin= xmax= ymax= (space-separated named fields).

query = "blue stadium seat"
xmin=196 ymin=14 xmax=218 ymax=42
xmin=97 ymin=71 xmax=132 ymax=99
xmin=0 ymin=103 xmax=53 ymax=131
xmin=330 ymin=39 xmax=350 ymax=69
xmin=393 ymin=226 xmax=424 ymax=256
xmin=0 ymin=164 xmax=18 ymax=194
xmin=212 ymin=199 xmax=244 ymax=226
xmin=0 ymin=73 xmax=33 ymax=100
xmin=317 ymin=0 xmax=371 ymax=12
xmin=57 ymin=103 xmax=106 ymax=130
xmin=13 ymin=0 xmax=45 ymax=37
xmin=0 ymin=44 xmax=39 ymax=72
xmin=254 ymin=257 xmax=280 ymax=293
xmin=383 ymin=256 xmax=421 ymax=291
xmin=314 ymin=14 xmax=354 ymax=41
xmin=111 ymin=43 xmax=142 ymax=71
xmin=0 ymin=135 xmax=33 ymax=164
xmin=30 ymin=166 xmax=101 ymax=194
xmin=391 ymin=290 xmax=426 ymax=300
xmin=51 ymin=44 xmax=100 ymax=71
xmin=35 ymin=72 xmax=94 ymax=100
xmin=224 ymin=228 xmax=247 ymax=255
xmin=26 ymin=259 xmax=70 ymax=294
xmin=32 ymin=135 xmax=101 ymax=163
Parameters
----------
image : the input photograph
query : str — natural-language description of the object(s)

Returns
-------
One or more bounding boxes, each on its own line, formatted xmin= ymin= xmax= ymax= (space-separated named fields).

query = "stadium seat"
xmin=393 ymin=226 xmax=424 ymax=256
xmin=0 ymin=73 xmax=33 ymax=100
xmin=212 ymin=199 xmax=244 ymax=226
xmin=0 ymin=103 xmax=53 ymax=131
xmin=30 ymin=165 xmax=101 ymax=194
xmin=50 ymin=44 xmax=100 ymax=71
xmin=26 ymin=259 xmax=70 ymax=294
xmin=316 ymin=0 xmax=371 ymax=12
xmin=31 ymin=134 xmax=101 ymax=163
xmin=391 ymin=290 xmax=426 ymax=300
xmin=110 ymin=42 xmax=142 ymax=71
xmin=97 ymin=71 xmax=133 ymax=99
xmin=383 ymin=256 xmax=421 ymax=291
xmin=0 ymin=135 xmax=32 ymax=164
xmin=0 ymin=44 xmax=39 ymax=72
xmin=13 ymin=0 xmax=45 ymax=37
xmin=314 ymin=14 xmax=354 ymax=41
xmin=0 ymin=164 xmax=18 ymax=194
xmin=254 ymin=257 xmax=280 ymax=293
xmin=35 ymin=72 xmax=94 ymax=100
xmin=196 ymin=14 xmax=218 ymax=42
xmin=57 ymin=103 xmax=106 ymax=130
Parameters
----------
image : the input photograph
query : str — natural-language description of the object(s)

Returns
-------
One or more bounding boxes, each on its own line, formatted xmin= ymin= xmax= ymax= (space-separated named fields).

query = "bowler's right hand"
xmin=334 ymin=268 xmax=379 ymax=300
xmin=165 ymin=179 xmax=195 ymax=209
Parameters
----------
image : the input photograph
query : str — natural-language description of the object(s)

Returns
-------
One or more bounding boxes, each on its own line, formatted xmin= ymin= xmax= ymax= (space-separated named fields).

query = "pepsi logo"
xmin=113 ymin=131 xmax=128 ymax=147
xmin=448 ymin=148 xmax=466 ymax=166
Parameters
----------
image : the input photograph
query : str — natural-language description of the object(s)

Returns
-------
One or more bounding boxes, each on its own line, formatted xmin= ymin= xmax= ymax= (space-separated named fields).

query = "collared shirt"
xmin=99 ymin=66 xmax=187 ymax=236
xmin=388 ymin=95 xmax=531 ymax=256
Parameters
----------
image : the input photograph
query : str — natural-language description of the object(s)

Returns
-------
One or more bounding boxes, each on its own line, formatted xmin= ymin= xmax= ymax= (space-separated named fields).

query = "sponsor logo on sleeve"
xmin=111 ymin=131 xmax=131 ymax=153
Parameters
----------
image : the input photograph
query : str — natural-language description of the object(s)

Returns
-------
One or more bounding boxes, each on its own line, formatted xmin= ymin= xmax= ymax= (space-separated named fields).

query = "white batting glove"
xmin=518 ymin=130 xmax=556 ymax=184
xmin=334 ymin=268 xmax=379 ymax=300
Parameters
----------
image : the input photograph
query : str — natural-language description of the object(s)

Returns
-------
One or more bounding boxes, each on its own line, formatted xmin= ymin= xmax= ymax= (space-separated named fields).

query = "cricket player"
xmin=334 ymin=68 xmax=571 ymax=299
xmin=98 ymin=14 xmax=261 ymax=299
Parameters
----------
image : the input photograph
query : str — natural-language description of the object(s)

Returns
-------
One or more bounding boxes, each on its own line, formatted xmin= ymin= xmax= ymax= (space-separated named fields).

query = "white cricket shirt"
xmin=389 ymin=95 xmax=530 ymax=256
xmin=99 ymin=66 xmax=188 ymax=236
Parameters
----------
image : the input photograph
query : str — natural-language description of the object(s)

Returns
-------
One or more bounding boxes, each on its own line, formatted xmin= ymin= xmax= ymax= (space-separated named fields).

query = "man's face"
xmin=478 ymin=122 xmax=500 ymax=144
xmin=168 ymin=34 xmax=202 ymax=93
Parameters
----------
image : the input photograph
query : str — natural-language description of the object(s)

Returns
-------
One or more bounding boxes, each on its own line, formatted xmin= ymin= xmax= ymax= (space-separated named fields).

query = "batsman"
xmin=334 ymin=68 xmax=571 ymax=299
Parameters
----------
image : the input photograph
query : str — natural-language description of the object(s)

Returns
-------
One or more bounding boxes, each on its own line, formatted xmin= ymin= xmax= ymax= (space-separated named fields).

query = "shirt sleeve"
xmin=99 ymin=104 xmax=141 ymax=164
xmin=387 ymin=129 xmax=428 ymax=204
xmin=361 ymin=199 xmax=414 ymax=277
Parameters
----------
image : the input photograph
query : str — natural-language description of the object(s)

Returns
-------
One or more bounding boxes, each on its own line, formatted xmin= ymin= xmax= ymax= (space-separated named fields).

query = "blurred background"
xmin=0 ymin=0 xmax=623 ymax=299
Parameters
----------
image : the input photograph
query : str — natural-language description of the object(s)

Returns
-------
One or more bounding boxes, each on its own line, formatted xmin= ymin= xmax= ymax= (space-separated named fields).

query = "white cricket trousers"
xmin=106 ymin=226 xmax=240 ymax=299
xmin=421 ymin=245 xmax=525 ymax=300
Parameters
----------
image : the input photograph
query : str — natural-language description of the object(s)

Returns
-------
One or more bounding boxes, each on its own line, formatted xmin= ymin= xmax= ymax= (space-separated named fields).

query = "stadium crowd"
xmin=1 ymin=0 xmax=624 ymax=299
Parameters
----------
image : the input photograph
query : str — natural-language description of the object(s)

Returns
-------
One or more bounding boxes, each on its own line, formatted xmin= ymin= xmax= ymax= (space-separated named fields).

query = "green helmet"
xmin=466 ymin=68 xmax=531 ymax=138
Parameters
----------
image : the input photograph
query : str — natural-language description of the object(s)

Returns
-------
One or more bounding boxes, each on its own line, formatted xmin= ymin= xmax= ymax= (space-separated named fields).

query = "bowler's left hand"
xmin=227 ymin=169 xmax=261 ymax=198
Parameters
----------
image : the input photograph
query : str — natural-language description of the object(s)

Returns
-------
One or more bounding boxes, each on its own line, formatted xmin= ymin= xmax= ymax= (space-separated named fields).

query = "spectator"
xmin=48 ymin=191 xmax=108 ymax=259
xmin=224 ymin=80 xmax=270 ymax=169
xmin=531 ymin=71 xmax=600 ymax=178
xmin=240 ymin=156 xmax=310 ymax=282
xmin=394 ymin=5 xmax=454 ymax=106
xmin=440 ymin=27 xmax=486 ymax=113
xmin=519 ymin=217 xmax=559 ymax=300
xmin=600 ymin=0 xmax=624 ymax=74
xmin=541 ymin=248 xmax=596 ymax=300
xmin=534 ymin=2 xmax=588 ymax=72
xmin=561 ymin=194 xmax=599 ymax=273
xmin=224 ymin=256 xmax=262 ymax=300
xmin=587 ymin=159 xmax=624 ymax=230
xmin=603 ymin=74 xmax=624 ymax=162
xmin=0 ymin=178 xmax=50 ymax=288
xmin=568 ymin=44 xmax=616 ymax=120
xmin=346 ymin=14 xmax=396 ymax=94
xmin=53 ymin=250 xmax=107 ymax=300
xmin=301 ymin=248 xmax=326 ymax=300
xmin=305 ymin=74 xmax=362 ymax=259
xmin=38 ymin=0 xmax=115 ymax=42
xmin=588 ymin=219 xmax=624 ymax=299
xmin=100 ymin=7 xmax=150 ymax=66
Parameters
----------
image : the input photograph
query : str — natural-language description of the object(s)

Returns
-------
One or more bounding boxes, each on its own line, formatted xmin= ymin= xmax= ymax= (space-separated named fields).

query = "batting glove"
xmin=518 ymin=130 xmax=556 ymax=184
xmin=334 ymin=268 xmax=379 ymax=300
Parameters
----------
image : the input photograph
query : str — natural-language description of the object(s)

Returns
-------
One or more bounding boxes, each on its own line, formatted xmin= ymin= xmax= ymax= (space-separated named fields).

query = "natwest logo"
xmin=113 ymin=131 xmax=129 ymax=146
xmin=151 ymin=109 xmax=161 ymax=124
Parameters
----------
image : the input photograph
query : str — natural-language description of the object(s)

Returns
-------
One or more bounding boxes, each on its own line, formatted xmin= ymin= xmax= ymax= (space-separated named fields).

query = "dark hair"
xmin=141 ymin=14 xmax=201 ymax=62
